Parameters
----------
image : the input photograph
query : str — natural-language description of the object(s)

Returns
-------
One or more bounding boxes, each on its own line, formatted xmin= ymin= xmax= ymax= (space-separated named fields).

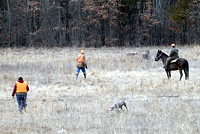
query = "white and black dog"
xmin=110 ymin=100 xmax=128 ymax=112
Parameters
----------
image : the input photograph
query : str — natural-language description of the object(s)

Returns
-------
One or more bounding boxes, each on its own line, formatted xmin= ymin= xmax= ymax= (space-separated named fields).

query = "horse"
xmin=155 ymin=50 xmax=189 ymax=81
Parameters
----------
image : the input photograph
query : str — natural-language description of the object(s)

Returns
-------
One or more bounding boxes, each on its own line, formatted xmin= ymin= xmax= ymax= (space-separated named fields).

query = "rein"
xmin=157 ymin=52 xmax=163 ymax=59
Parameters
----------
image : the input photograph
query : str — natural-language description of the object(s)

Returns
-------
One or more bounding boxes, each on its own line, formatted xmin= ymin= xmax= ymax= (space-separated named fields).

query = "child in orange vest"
xmin=76 ymin=50 xmax=87 ymax=79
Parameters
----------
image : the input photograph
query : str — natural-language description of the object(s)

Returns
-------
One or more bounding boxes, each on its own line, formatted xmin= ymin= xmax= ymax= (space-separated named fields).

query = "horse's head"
xmin=155 ymin=50 xmax=163 ymax=61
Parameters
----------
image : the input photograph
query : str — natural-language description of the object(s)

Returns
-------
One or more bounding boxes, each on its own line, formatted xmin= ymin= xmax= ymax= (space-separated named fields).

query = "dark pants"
xmin=166 ymin=57 xmax=178 ymax=69
xmin=76 ymin=67 xmax=86 ymax=79
xmin=16 ymin=94 xmax=27 ymax=111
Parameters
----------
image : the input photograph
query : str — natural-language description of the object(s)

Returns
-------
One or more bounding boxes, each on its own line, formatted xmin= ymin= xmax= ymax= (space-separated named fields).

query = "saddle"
xmin=170 ymin=58 xmax=179 ymax=63
xmin=164 ymin=58 xmax=179 ymax=69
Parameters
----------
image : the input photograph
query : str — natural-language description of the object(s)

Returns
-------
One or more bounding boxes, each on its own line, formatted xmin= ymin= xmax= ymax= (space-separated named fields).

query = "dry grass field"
xmin=0 ymin=46 xmax=200 ymax=134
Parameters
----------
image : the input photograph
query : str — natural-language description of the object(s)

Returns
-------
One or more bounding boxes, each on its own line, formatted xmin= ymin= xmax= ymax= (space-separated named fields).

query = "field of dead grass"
xmin=0 ymin=46 xmax=200 ymax=133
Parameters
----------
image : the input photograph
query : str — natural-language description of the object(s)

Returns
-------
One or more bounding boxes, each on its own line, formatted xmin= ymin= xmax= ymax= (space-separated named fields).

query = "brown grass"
xmin=0 ymin=46 xmax=200 ymax=133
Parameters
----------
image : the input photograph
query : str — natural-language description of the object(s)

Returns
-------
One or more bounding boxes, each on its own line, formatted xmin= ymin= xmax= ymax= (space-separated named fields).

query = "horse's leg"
xmin=168 ymin=71 xmax=171 ymax=79
xmin=179 ymin=69 xmax=183 ymax=81
xmin=165 ymin=70 xmax=170 ymax=79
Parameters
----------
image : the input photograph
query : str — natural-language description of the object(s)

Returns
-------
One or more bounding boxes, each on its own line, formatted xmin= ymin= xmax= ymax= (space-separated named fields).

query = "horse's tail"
xmin=184 ymin=60 xmax=189 ymax=80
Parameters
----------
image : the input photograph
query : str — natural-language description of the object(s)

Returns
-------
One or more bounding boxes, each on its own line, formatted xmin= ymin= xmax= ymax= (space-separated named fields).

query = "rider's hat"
xmin=171 ymin=43 xmax=176 ymax=47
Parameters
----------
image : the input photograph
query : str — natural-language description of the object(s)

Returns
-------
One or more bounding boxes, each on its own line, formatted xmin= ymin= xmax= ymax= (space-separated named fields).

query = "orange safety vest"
xmin=77 ymin=54 xmax=84 ymax=63
xmin=16 ymin=81 xmax=28 ymax=93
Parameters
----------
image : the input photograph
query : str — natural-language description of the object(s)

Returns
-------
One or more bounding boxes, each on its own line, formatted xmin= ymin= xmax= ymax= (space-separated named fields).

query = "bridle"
xmin=155 ymin=52 xmax=163 ymax=61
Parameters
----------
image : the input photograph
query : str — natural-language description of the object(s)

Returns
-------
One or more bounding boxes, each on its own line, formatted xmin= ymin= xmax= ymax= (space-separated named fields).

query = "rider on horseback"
xmin=165 ymin=43 xmax=179 ymax=69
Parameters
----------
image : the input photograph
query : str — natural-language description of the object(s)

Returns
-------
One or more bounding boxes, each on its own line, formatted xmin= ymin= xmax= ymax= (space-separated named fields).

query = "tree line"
xmin=0 ymin=0 xmax=200 ymax=48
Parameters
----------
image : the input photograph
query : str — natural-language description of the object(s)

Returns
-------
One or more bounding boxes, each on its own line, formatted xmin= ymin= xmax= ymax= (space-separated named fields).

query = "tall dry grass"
xmin=0 ymin=46 xmax=200 ymax=133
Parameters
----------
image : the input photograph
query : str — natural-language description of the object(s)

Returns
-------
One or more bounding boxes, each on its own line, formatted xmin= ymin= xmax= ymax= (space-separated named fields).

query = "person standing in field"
xmin=76 ymin=50 xmax=87 ymax=79
xmin=12 ymin=77 xmax=29 ymax=114
xmin=165 ymin=43 xmax=179 ymax=69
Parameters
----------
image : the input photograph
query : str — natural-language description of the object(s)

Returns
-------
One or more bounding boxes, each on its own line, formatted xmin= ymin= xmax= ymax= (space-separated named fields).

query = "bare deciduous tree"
xmin=0 ymin=0 xmax=199 ymax=48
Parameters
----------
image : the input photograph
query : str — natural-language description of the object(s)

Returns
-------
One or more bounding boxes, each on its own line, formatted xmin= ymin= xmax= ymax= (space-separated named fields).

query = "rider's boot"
xmin=83 ymin=73 xmax=86 ymax=78
xmin=166 ymin=64 xmax=170 ymax=70
xmin=164 ymin=62 xmax=169 ymax=69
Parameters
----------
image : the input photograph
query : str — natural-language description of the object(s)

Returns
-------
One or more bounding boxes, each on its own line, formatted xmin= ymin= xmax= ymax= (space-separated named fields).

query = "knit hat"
xmin=18 ymin=77 xmax=23 ymax=81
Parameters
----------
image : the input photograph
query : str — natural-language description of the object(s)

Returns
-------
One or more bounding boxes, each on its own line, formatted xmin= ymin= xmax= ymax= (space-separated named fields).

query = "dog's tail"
xmin=123 ymin=101 xmax=128 ymax=111
xmin=124 ymin=98 xmax=129 ymax=111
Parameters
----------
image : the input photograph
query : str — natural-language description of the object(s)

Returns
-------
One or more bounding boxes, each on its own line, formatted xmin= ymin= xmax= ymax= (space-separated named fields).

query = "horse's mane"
xmin=159 ymin=50 xmax=169 ymax=57
xmin=162 ymin=52 xmax=169 ymax=57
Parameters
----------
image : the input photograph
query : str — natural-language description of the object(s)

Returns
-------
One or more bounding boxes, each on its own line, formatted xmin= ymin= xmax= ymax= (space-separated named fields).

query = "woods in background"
xmin=0 ymin=0 xmax=200 ymax=48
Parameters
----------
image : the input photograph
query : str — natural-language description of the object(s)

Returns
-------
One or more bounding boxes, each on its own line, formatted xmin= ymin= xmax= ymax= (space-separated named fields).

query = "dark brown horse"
xmin=155 ymin=50 xmax=189 ymax=81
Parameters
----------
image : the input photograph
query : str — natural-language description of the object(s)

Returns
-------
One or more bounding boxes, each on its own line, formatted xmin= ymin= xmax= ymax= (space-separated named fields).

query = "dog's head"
xmin=110 ymin=106 xmax=114 ymax=111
